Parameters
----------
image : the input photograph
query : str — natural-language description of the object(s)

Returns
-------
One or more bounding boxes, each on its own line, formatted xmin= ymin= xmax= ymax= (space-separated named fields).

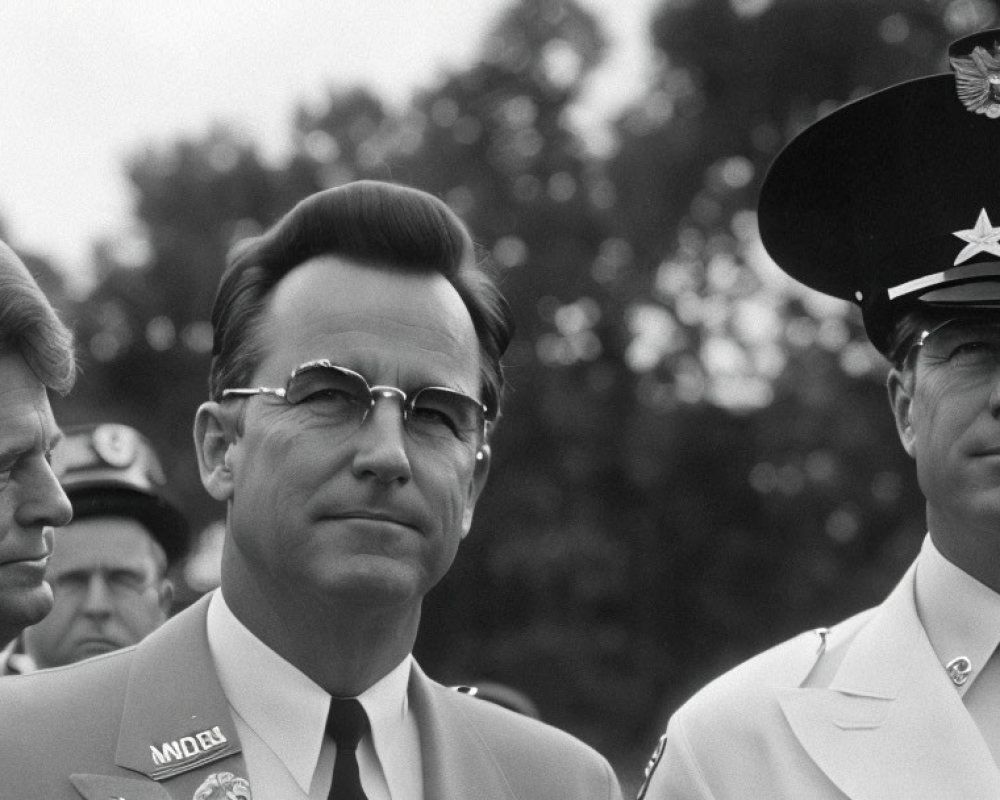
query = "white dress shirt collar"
xmin=914 ymin=533 xmax=1000 ymax=697
xmin=205 ymin=588 xmax=412 ymax=795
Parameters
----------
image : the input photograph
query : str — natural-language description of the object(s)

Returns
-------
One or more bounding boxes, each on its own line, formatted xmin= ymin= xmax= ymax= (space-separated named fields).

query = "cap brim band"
xmin=888 ymin=260 xmax=1000 ymax=300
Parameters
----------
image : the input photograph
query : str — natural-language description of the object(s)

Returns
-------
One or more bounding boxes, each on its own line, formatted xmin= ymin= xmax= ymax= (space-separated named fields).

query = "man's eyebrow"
xmin=0 ymin=430 xmax=33 ymax=460
xmin=0 ymin=417 xmax=62 ymax=456
xmin=49 ymin=567 xmax=91 ymax=580
xmin=109 ymin=567 xmax=149 ymax=578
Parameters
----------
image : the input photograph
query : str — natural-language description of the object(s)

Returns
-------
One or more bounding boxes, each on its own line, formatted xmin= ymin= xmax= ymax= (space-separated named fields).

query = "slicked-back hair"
xmin=0 ymin=241 xmax=75 ymax=394
xmin=209 ymin=181 xmax=514 ymax=419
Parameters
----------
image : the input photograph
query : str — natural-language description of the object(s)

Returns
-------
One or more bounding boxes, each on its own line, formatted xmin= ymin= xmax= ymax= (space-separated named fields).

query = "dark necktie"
xmin=326 ymin=697 xmax=370 ymax=800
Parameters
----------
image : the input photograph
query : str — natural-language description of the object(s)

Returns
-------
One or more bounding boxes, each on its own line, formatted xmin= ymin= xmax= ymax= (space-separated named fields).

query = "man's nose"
xmin=350 ymin=395 xmax=412 ymax=485
xmin=80 ymin=575 xmax=114 ymax=616
xmin=16 ymin=456 xmax=73 ymax=530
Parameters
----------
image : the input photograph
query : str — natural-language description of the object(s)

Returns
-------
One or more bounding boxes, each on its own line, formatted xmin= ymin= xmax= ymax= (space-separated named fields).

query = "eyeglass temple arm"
xmin=221 ymin=387 xmax=287 ymax=399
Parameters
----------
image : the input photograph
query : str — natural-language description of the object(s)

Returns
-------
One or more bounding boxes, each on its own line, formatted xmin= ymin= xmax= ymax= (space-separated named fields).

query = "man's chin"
xmin=0 ymin=583 xmax=54 ymax=636
xmin=308 ymin=559 xmax=434 ymax=608
xmin=70 ymin=639 xmax=121 ymax=661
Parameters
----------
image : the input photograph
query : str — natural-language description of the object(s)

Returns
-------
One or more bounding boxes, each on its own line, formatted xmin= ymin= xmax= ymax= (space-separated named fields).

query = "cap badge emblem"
xmin=952 ymin=43 xmax=1000 ymax=117
xmin=953 ymin=208 xmax=1000 ymax=265
xmin=92 ymin=423 xmax=138 ymax=469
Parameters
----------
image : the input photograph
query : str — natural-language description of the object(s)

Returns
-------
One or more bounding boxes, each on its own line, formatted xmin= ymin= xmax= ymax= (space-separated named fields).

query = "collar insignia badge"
xmin=946 ymin=655 xmax=973 ymax=687
xmin=953 ymin=208 xmax=1000 ymax=265
xmin=952 ymin=43 xmax=1000 ymax=117
xmin=192 ymin=771 xmax=252 ymax=800
xmin=635 ymin=732 xmax=668 ymax=800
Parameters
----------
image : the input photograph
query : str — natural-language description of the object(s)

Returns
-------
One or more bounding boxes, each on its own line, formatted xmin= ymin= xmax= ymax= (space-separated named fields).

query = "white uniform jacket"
xmin=642 ymin=560 xmax=1000 ymax=799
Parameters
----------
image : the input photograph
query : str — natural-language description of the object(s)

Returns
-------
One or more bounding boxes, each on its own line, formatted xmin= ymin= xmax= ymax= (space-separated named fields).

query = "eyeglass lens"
xmin=920 ymin=320 xmax=1000 ymax=370
xmin=285 ymin=363 xmax=483 ymax=440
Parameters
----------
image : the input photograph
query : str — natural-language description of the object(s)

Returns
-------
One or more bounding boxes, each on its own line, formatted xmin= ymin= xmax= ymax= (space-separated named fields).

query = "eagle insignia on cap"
xmin=953 ymin=208 xmax=1000 ymax=265
xmin=951 ymin=44 xmax=1000 ymax=117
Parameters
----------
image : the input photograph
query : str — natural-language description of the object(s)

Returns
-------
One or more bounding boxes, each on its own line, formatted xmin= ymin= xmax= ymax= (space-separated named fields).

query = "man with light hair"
xmin=0 ymin=240 xmax=75 ymax=668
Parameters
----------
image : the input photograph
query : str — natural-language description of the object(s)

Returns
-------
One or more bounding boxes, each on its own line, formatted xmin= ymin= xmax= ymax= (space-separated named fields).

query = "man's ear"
xmin=460 ymin=444 xmax=492 ymax=539
xmin=194 ymin=401 xmax=238 ymax=502
xmin=887 ymin=367 xmax=917 ymax=458
xmin=157 ymin=579 xmax=175 ymax=616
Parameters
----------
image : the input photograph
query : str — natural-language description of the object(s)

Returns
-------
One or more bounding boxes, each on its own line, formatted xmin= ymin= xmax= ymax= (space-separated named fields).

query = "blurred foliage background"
xmin=12 ymin=0 xmax=1000 ymax=790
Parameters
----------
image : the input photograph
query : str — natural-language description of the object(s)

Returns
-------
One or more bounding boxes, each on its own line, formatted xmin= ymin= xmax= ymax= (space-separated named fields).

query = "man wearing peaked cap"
xmin=14 ymin=423 xmax=189 ymax=672
xmin=50 ymin=423 xmax=189 ymax=564
xmin=640 ymin=29 xmax=1000 ymax=800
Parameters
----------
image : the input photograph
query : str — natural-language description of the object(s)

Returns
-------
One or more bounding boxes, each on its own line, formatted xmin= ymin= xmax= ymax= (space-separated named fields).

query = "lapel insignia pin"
xmin=814 ymin=626 xmax=830 ymax=655
xmin=635 ymin=732 xmax=668 ymax=800
xmin=192 ymin=771 xmax=252 ymax=800
xmin=946 ymin=655 xmax=972 ymax=686
xmin=952 ymin=43 xmax=1000 ymax=117
xmin=952 ymin=208 xmax=1000 ymax=265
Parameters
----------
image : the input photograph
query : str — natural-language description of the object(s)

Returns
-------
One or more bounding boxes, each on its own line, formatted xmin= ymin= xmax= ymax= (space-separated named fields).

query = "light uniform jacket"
xmin=0 ymin=594 xmax=623 ymax=800
xmin=641 ymin=560 xmax=1000 ymax=799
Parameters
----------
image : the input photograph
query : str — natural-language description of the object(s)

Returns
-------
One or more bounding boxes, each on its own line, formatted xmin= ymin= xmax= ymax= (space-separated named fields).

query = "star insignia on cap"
xmin=953 ymin=208 xmax=1000 ymax=265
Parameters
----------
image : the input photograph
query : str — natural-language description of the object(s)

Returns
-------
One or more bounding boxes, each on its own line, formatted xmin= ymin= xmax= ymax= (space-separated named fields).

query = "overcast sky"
xmin=0 ymin=0 xmax=659 ymax=288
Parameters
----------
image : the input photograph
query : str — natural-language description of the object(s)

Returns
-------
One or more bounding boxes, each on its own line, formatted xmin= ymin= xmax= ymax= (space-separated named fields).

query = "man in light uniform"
xmin=640 ymin=28 xmax=1000 ymax=800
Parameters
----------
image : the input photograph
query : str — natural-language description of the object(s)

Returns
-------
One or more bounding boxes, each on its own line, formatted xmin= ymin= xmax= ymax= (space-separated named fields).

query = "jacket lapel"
xmin=70 ymin=773 xmax=174 ymax=800
xmin=73 ymin=593 xmax=251 ymax=800
xmin=779 ymin=563 xmax=1000 ymax=799
xmin=409 ymin=662 xmax=519 ymax=800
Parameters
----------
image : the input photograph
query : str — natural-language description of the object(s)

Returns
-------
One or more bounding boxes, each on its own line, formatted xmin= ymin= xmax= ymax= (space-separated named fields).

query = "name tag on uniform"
xmin=148 ymin=726 xmax=232 ymax=779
